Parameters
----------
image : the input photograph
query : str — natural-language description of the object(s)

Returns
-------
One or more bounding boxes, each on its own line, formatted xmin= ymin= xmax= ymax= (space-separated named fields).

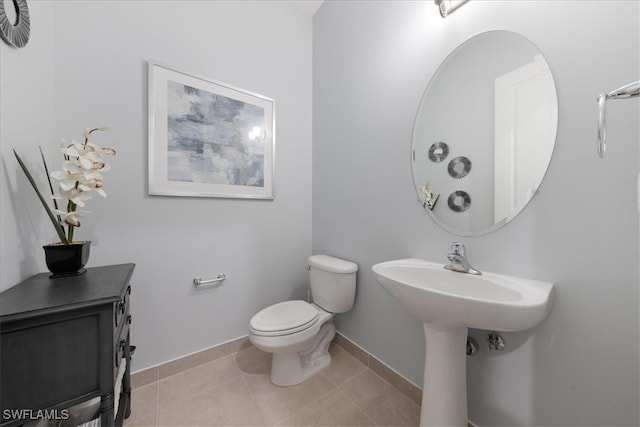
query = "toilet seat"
xmin=250 ymin=300 xmax=319 ymax=337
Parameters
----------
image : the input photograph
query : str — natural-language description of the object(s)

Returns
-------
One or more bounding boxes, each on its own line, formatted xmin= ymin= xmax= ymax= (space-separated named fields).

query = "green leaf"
xmin=39 ymin=146 xmax=62 ymax=221
xmin=13 ymin=149 xmax=69 ymax=245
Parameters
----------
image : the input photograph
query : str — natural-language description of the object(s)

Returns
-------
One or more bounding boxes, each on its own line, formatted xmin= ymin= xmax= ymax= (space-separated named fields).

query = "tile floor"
xmin=124 ymin=343 xmax=420 ymax=426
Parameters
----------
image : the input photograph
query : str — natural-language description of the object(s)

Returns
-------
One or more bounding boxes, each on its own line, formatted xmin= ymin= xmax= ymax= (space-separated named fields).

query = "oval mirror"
xmin=412 ymin=30 xmax=558 ymax=236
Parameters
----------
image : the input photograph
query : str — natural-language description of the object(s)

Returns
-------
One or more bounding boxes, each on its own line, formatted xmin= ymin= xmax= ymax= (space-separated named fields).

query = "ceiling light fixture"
xmin=435 ymin=0 xmax=469 ymax=18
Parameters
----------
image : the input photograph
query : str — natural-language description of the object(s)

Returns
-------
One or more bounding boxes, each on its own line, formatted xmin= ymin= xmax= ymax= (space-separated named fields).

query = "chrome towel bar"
xmin=193 ymin=274 xmax=226 ymax=287
xmin=597 ymin=80 xmax=639 ymax=158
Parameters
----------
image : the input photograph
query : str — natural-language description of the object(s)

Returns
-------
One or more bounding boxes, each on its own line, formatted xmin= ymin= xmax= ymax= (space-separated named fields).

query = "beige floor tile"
xmin=244 ymin=370 xmax=337 ymax=425
xmin=131 ymin=367 xmax=159 ymax=390
xmin=124 ymin=412 xmax=157 ymax=427
xmin=340 ymin=370 xmax=420 ymax=427
xmin=158 ymin=376 xmax=264 ymax=426
xmin=129 ymin=341 xmax=421 ymax=427
xmin=158 ymin=354 xmax=242 ymax=407
xmin=280 ymin=389 xmax=374 ymax=427
xmin=322 ymin=343 xmax=367 ymax=387
xmin=126 ymin=382 xmax=158 ymax=424
xmin=234 ymin=344 xmax=272 ymax=375
xmin=333 ymin=334 xmax=369 ymax=367
xmin=368 ymin=357 xmax=422 ymax=406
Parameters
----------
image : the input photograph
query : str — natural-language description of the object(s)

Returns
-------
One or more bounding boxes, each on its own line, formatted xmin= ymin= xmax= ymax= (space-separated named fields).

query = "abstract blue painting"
xmin=148 ymin=62 xmax=274 ymax=199
xmin=166 ymin=81 xmax=265 ymax=187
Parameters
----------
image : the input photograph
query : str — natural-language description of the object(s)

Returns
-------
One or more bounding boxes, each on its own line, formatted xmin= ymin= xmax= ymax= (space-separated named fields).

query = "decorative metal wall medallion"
xmin=448 ymin=156 xmax=472 ymax=178
xmin=448 ymin=190 xmax=471 ymax=212
xmin=0 ymin=0 xmax=30 ymax=48
xmin=428 ymin=142 xmax=449 ymax=163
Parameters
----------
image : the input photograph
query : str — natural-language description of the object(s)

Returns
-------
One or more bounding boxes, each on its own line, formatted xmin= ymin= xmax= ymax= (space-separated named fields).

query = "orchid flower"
xmin=13 ymin=127 xmax=116 ymax=245
xmin=52 ymin=207 xmax=89 ymax=227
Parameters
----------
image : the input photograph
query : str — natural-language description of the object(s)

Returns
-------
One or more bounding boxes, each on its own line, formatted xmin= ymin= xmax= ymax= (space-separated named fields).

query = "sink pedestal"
xmin=372 ymin=258 xmax=554 ymax=426
xmin=421 ymin=322 xmax=468 ymax=427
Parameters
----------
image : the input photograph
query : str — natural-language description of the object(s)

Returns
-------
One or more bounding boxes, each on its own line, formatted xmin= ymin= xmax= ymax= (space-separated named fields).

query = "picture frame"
xmin=148 ymin=61 xmax=275 ymax=199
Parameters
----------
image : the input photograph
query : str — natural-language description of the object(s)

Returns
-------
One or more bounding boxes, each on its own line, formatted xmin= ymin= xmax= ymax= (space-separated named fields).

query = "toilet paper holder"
xmin=193 ymin=274 xmax=226 ymax=287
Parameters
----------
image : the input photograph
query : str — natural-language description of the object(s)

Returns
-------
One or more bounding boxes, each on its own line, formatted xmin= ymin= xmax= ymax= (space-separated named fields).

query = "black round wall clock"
xmin=0 ymin=0 xmax=30 ymax=48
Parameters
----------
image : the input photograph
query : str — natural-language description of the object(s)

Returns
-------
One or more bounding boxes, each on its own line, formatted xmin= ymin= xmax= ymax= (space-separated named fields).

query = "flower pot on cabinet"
xmin=43 ymin=241 xmax=91 ymax=278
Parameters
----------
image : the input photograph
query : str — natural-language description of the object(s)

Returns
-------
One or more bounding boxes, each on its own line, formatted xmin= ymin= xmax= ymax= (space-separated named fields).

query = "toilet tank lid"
xmin=308 ymin=255 xmax=358 ymax=273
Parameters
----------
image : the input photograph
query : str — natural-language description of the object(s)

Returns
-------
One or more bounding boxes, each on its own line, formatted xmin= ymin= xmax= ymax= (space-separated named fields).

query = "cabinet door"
xmin=1 ymin=314 xmax=100 ymax=422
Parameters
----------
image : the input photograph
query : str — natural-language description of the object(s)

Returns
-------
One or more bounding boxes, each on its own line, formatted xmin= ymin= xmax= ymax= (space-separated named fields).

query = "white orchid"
xmin=417 ymin=182 xmax=439 ymax=211
xmin=13 ymin=127 xmax=116 ymax=245
xmin=52 ymin=207 xmax=89 ymax=227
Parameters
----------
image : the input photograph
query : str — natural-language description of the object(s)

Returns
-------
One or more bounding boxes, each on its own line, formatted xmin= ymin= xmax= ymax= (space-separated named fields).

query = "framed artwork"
xmin=148 ymin=61 xmax=275 ymax=199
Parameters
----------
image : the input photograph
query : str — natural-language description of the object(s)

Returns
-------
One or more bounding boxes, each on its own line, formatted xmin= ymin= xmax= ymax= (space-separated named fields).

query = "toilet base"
xmin=270 ymin=322 xmax=335 ymax=386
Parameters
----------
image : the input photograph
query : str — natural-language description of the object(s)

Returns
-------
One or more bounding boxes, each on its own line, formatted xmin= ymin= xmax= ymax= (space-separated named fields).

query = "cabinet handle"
xmin=127 ymin=315 xmax=132 ymax=325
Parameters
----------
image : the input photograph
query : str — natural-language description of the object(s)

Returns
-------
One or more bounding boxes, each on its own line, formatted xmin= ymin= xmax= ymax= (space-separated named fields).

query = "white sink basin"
xmin=372 ymin=258 xmax=554 ymax=427
xmin=372 ymin=258 xmax=554 ymax=331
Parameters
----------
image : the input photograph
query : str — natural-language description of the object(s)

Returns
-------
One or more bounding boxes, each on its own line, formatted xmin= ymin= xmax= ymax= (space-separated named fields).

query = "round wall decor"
xmin=428 ymin=141 xmax=449 ymax=163
xmin=448 ymin=156 xmax=472 ymax=178
xmin=448 ymin=190 xmax=471 ymax=212
xmin=0 ymin=0 xmax=30 ymax=48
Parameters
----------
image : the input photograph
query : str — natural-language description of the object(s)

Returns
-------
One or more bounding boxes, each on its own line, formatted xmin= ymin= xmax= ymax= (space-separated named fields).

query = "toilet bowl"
xmin=250 ymin=301 xmax=335 ymax=386
xmin=248 ymin=255 xmax=358 ymax=386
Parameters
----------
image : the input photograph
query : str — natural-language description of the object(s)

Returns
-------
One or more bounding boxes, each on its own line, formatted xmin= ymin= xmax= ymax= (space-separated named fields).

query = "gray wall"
xmin=313 ymin=1 xmax=639 ymax=426
xmin=1 ymin=1 xmax=54 ymax=288
xmin=1 ymin=1 xmax=313 ymax=372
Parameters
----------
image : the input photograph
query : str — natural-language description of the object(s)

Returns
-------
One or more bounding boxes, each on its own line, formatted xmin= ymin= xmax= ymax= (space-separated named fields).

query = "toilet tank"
xmin=308 ymin=255 xmax=358 ymax=313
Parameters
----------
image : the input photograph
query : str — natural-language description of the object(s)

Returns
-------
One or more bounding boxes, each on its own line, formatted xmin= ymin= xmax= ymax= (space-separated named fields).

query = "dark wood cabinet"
xmin=0 ymin=263 xmax=135 ymax=427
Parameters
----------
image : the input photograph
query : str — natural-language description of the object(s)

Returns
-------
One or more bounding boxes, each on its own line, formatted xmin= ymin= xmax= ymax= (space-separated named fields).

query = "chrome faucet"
xmin=444 ymin=242 xmax=482 ymax=275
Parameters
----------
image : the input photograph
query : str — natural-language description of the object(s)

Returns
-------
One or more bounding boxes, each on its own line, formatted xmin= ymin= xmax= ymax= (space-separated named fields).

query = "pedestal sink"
xmin=372 ymin=258 xmax=554 ymax=427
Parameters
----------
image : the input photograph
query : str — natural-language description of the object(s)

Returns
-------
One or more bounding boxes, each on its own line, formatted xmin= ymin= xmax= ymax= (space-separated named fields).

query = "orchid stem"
xmin=39 ymin=146 xmax=62 ymax=224
xmin=13 ymin=150 xmax=69 ymax=244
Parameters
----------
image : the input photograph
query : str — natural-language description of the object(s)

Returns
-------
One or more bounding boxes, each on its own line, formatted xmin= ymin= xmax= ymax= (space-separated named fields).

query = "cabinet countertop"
xmin=0 ymin=263 xmax=136 ymax=322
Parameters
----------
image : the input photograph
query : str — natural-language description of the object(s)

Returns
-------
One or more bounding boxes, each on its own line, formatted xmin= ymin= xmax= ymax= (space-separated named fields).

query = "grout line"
xmin=334 ymin=332 xmax=422 ymax=405
xmin=335 ymin=370 xmax=380 ymax=426
xmin=149 ymin=355 xmax=248 ymax=426
xmin=130 ymin=335 xmax=249 ymax=388
xmin=276 ymin=374 xmax=338 ymax=426
xmin=154 ymin=380 xmax=159 ymax=427
xmin=235 ymin=358 xmax=269 ymax=426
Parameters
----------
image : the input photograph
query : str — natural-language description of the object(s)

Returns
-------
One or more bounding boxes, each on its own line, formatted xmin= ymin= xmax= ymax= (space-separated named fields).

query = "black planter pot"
xmin=43 ymin=241 xmax=91 ymax=278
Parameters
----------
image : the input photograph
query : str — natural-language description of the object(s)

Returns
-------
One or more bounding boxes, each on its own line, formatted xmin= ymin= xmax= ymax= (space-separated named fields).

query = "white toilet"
xmin=249 ymin=255 xmax=358 ymax=386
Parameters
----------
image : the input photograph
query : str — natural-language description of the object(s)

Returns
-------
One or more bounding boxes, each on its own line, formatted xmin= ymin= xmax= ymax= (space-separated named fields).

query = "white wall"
xmin=1 ymin=1 xmax=54 ymax=290
xmin=1 ymin=1 xmax=313 ymax=372
xmin=313 ymin=1 xmax=639 ymax=426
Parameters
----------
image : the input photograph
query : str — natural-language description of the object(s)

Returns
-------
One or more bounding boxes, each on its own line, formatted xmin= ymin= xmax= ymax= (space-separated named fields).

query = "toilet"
xmin=249 ymin=255 xmax=358 ymax=386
